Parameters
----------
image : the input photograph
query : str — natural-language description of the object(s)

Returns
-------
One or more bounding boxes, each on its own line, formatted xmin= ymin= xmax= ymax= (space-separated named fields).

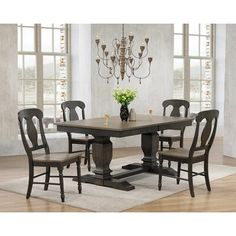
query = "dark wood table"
xmin=56 ymin=115 xmax=192 ymax=191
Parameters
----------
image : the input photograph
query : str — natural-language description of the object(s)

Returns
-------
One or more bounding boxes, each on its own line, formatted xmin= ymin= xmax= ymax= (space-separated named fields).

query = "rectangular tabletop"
xmin=56 ymin=115 xmax=193 ymax=137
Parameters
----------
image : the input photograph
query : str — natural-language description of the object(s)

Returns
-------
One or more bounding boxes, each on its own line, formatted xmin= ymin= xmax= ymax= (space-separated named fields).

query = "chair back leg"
xmin=76 ymin=161 xmax=82 ymax=194
xmin=44 ymin=166 xmax=50 ymax=191
xmin=58 ymin=167 xmax=65 ymax=202
xmin=86 ymin=144 xmax=91 ymax=171
xmin=158 ymin=157 xmax=163 ymax=190
xmin=177 ymin=162 xmax=181 ymax=184
xmin=167 ymin=141 xmax=172 ymax=168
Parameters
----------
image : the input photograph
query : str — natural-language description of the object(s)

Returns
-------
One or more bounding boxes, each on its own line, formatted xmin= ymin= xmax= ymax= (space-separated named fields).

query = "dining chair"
xmin=18 ymin=108 xmax=82 ymax=202
xmin=158 ymin=109 xmax=219 ymax=197
xmin=159 ymin=99 xmax=190 ymax=167
xmin=61 ymin=100 xmax=94 ymax=171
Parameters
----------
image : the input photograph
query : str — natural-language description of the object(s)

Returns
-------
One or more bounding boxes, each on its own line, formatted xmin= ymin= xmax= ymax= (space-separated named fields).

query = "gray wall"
xmin=224 ymin=24 xmax=236 ymax=157
xmin=71 ymin=24 xmax=92 ymax=118
xmin=0 ymin=25 xmax=18 ymax=152
xmin=215 ymin=24 xmax=226 ymax=136
xmin=91 ymin=24 xmax=174 ymax=147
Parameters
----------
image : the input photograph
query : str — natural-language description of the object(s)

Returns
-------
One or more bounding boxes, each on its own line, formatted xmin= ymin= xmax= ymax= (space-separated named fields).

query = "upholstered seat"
xmin=33 ymin=153 xmax=81 ymax=167
xmin=158 ymin=148 xmax=205 ymax=162
xmin=159 ymin=133 xmax=182 ymax=142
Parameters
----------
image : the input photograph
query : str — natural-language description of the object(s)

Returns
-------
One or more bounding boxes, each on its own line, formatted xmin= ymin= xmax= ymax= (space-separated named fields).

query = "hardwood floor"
xmin=0 ymin=137 xmax=236 ymax=212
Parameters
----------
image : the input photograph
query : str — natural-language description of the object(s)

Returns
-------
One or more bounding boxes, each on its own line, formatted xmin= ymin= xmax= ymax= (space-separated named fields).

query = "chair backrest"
xmin=189 ymin=109 xmax=219 ymax=157
xmin=162 ymin=99 xmax=190 ymax=118
xmin=61 ymin=101 xmax=86 ymax=122
xmin=18 ymin=108 xmax=49 ymax=159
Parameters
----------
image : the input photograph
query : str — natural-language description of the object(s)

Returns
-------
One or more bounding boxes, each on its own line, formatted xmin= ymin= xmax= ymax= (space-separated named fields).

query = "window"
xmin=174 ymin=24 xmax=215 ymax=114
xmin=18 ymin=24 xmax=70 ymax=131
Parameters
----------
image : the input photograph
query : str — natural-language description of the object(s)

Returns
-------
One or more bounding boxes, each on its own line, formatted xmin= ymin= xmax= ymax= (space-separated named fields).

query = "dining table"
xmin=56 ymin=114 xmax=192 ymax=191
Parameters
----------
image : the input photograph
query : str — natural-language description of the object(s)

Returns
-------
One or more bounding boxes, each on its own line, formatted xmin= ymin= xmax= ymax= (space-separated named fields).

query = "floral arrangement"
xmin=113 ymin=88 xmax=137 ymax=106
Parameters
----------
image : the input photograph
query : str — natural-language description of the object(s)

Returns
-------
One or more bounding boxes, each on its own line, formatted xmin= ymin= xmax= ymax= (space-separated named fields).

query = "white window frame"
xmin=18 ymin=24 xmax=71 ymax=132
xmin=174 ymin=24 xmax=215 ymax=113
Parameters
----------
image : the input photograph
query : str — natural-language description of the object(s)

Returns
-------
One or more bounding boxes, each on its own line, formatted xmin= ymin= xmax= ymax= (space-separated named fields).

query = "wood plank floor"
xmin=1 ymin=138 xmax=236 ymax=212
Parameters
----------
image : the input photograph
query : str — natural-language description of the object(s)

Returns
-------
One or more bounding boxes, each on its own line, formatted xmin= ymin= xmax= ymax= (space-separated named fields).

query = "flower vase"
xmin=120 ymin=104 xmax=129 ymax=121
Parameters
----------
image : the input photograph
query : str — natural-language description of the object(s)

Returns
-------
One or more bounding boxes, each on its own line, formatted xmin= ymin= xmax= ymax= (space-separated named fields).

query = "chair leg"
xmin=58 ymin=167 xmax=65 ymax=202
xmin=158 ymin=157 xmax=163 ymax=190
xmin=86 ymin=144 xmax=91 ymax=172
xmin=177 ymin=162 xmax=181 ymax=184
xmin=68 ymin=138 xmax=72 ymax=153
xmin=204 ymin=159 xmax=211 ymax=191
xmin=84 ymin=145 xmax=89 ymax=166
xmin=160 ymin=141 xmax=163 ymax=151
xmin=188 ymin=163 xmax=195 ymax=197
xmin=67 ymin=139 xmax=72 ymax=169
xmin=168 ymin=141 xmax=172 ymax=168
xmin=26 ymin=165 xmax=34 ymax=199
xmin=44 ymin=166 xmax=50 ymax=191
xmin=76 ymin=160 xmax=82 ymax=194
xmin=180 ymin=136 xmax=184 ymax=148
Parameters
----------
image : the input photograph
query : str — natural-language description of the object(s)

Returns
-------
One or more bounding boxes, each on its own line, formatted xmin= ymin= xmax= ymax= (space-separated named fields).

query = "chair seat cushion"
xmin=158 ymin=148 xmax=205 ymax=162
xmin=71 ymin=135 xmax=95 ymax=144
xmin=33 ymin=152 xmax=81 ymax=167
xmin=159 ymin=133 xmax=181 ymax=142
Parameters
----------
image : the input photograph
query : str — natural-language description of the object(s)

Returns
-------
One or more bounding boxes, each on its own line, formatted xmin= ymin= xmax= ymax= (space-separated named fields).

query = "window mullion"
xmin=183 ymin=24 xmax=190 ymax=102
xmin=66 ymin=24 xmax=71 ymax=100
xmin=36 ymin=24 xmax=43 ymax=111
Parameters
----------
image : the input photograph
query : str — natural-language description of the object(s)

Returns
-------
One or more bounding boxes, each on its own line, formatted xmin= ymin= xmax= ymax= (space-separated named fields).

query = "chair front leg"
xmin=44 ymin=166 xmax=50 ymax=191
xmin=158 ymin=157 xmax=163 ymax=190
xmin=58 ymin=167 xmax=65 ymax=202
xmin=188 ymin=163 xmax=195 ymax=197
xmin=26 ymin=164 xmax=34 ymax=199
xmin=76 ymin=160 xmax=82 ymax=194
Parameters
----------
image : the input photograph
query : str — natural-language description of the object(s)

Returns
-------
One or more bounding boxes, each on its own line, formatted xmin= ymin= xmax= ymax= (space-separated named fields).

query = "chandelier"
xmin=95 ymin=24 xmax=153 ymax=84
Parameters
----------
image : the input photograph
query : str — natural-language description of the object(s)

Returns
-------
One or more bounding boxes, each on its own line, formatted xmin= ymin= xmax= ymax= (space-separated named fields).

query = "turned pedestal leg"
xmin=141 ymin=133 xmax=159 ymax=171
xmin=92 ymin=136 xmax=113 ymax=180
xmin=80 ymin=136 xmax=134 ymax=191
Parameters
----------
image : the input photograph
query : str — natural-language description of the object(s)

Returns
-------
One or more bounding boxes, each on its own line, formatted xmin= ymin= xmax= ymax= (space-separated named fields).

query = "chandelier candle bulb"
xmin=95 ymin=39 xmax=100 ymax=45
xmin=145 ymin=38 xmax=149 ymax=44
xmin=140 ymin=45 xmax=145 ymax=52
xmin=101 ymin=44 xmax=106 ymax=51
